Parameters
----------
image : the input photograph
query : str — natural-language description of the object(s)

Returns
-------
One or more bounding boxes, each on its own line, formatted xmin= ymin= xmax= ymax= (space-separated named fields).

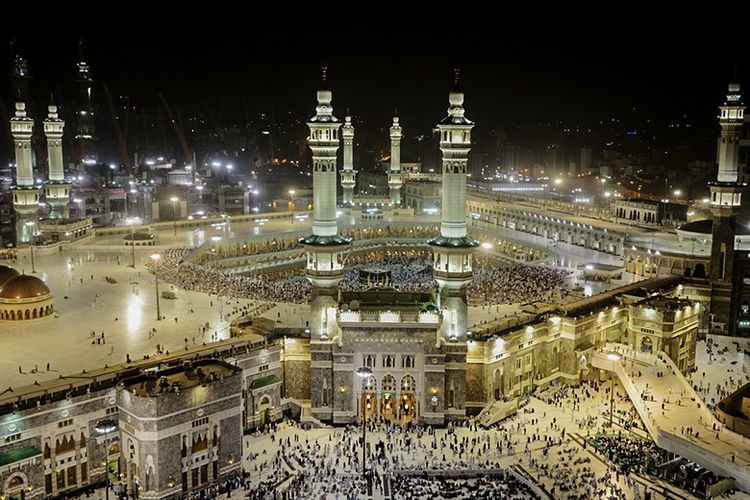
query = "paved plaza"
xmin=1 ymin=219 xmax=746 ymax=499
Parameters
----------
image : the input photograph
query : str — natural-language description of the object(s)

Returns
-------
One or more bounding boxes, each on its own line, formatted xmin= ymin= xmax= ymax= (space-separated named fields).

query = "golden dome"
xmin=0 ymin=274 xmax=51 ymax=300
xmin=0 ymin=266 xmax=20 ymax=287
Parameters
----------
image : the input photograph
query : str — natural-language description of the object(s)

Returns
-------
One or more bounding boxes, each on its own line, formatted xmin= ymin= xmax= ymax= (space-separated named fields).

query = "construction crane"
xmin=102 ymin=82 xmax=133 ymax=175
xmin=158 ymin=93 xmax=193 ymax=167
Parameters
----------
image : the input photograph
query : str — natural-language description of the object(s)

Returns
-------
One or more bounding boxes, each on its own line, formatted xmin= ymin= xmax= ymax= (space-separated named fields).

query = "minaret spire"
xmin=10 ymin=101 xmax=40 ymax=243
xmin=708 ymin=81 xmax=746 ymax=335
xmin=300 ymin=69 xmax=350 ymax=293
xmin=429 ymin=72 xmax=478 ymax=320
xmin=340 ymin=114 xmax=357 ymax=205
xmin=44 ymin=99 xmax=72 ymax=219
xmin=387 ymin=112 xmax=403 ymax=205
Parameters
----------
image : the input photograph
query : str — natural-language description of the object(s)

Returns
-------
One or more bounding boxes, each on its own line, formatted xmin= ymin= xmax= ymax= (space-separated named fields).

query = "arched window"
xmin=401 ymin=375 xmax=416 ymax=392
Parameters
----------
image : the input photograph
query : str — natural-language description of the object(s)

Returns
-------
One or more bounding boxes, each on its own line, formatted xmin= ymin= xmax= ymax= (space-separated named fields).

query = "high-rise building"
xmin=74 ymin=39 xmax=96 ymax=167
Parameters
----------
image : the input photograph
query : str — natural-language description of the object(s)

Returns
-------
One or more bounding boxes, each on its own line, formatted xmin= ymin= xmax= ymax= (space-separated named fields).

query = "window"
xmin=58 ymin=419 xmax=73 ymax=429
xmin=4 ymin=432 xmax=21 ymax=443
xmin=192 ymin=417 xmax=209 ymax=428
xmin=364 ymin=354 xmax=375 ymax=368
xmin=401 ymin=355 xmax=415 ymax=369
xmin=258 ymin=364 xmax=269 ymax=372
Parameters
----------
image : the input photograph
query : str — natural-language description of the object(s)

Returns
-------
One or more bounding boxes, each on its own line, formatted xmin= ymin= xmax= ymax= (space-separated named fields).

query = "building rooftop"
xmin=120 ymin=360 xmax=239 ymax=397
xmin=0 ymin=274 xmax=51 ymax=300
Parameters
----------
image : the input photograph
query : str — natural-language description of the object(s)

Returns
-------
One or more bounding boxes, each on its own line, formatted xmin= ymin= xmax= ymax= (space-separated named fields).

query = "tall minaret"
xmin=340 ymin=115 xmax=357 ymax=205
xmin=300 ymin=68 xmax=350 ymax=293
xmin=428 ymin=71 xmax=475 ymax=421
xmin=429 ymin=71 xmax=477 ymax=290
xmin=302 ymin=70 xmax=350 ymax=425
xmin=708 ymin=82 xmax=746 ymax=335
xmin=43 ymin=103 xmax=71 ymax=219
xmin=387 ymin=114 xmax=403 ymax=206
xmin=10 ymin=102 xmax=40 ymax=243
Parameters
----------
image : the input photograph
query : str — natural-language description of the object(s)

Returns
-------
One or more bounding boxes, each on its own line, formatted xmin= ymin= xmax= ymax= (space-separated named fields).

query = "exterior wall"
xmin=0 ymin=389 xmax=117 ymax=499
xmin=117 ymin=363 xmax=242 ymax=500
xmin=0 ymin=340 xmax=272 ymax=500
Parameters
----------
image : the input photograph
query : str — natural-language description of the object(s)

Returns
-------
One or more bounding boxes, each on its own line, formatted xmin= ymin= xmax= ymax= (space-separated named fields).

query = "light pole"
xmin=356 ymin=366 xmax=373 ymax=497
xmin=288 ymin=189 xmax=295 ymax=224
xmin=150 ymin=253 xmax=162 ymax=321
xmin=25 ymin=221 xmax=36 ymax=273
xmin=673 ymin=189 xmax=682 ymax=202
xmin=480 ymin=242 xmax=493 ymax=303
xmin=73 ymin=198 xmax=83 ymax=219
xmin=128 ymin=219 xmax=136 ymax=268
xmin=606 ymin=353 xmax=621 ymax=429
xmin=95 ymin=418 xmax=118 ymax=500
xmin=170 ymin=196 xmax=179 ymax=236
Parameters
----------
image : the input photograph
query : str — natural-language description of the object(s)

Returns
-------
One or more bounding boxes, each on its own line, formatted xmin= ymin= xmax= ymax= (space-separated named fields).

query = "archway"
xmin=399 ymin=375 xmax=417 ymax=423
xmin=361 ymin=375 xmax=377 ymax=421
xmin=641 ymin=336 xmax=653 ymax=354
xmin=693 ymin=263 xmax=706 ymax=279
xmin=380 ymin=375 xmax=397 ymax=421
xmin=5 ymin=473 xmax=27 ymax=500
xmin=493 ymin=369 xmax=503 ymax=400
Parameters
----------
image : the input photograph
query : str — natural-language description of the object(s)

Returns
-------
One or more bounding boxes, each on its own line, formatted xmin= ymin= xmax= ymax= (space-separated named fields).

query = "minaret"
xmin=74 ymin=38 xmax=96 ymax=167
xmin=429 ymin=70 xmax=478 ymax=296
xmin=300 ymin=68 xmax=350 ymax=294
xmin=428 ymin=71 xmax=475 ymax=421
xmin=43 ymin=103 xmax=71 ymax=219
xmin=10 ymin=102 xmax=40 ymax=243
xmin=708 ymin=82 xmax=746 ymax=335
xmin=387 ymin=113 xmax=403 ymax=206
xmin=340 ymin=115 xmax=357 ymax=205
xmin=302 ymin=69 xmax=350 ymax=425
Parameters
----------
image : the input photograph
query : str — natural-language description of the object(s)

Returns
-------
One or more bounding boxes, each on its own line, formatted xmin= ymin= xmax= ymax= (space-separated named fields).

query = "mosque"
xmin=1 ymin=72 xmax=740 ymax=499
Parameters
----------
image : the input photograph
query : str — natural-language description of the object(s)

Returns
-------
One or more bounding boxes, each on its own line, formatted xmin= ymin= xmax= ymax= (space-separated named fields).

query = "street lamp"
xmin=170 ymin=196 xmax=179 ymax=236
xmin=150 ymin=253 xmax=161 ymax=321
xmin=288 ymin=190 xmax=296 ymax=224
xmin=606 ymin=353 xmax=621 ymax=429
xmin=356 ymin=366 xmax=373 ymax=497
xmin=25 ymin=221 xmax=36 ymax=273
xmin=480 ymin=242 xmax=493 ymax=302
xmin=673 ymin=189 xmax=682 ymax=201
xmin=73 ymin=198 xmax=83 ymax=219
xmin=95 ymin=418 xmax=118 ymax=500
xmin=127 ymin=219 xmax=137 ymax=268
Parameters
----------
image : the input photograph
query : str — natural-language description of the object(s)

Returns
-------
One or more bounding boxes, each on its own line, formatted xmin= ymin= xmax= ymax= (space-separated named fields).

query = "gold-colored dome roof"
xmin=0 ymin=266 xmax=20 ymax=287
xmin=0 ymin=274 xmax=51 ymax=299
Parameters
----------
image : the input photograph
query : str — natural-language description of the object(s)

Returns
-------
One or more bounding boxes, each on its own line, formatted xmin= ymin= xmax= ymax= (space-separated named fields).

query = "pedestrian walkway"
xmin=592 ymin=343 xmax=750 ymax=492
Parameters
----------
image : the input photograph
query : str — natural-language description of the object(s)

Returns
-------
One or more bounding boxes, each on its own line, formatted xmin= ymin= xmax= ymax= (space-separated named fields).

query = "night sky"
xmin=2 ymin=13 xmax=747 ymax=147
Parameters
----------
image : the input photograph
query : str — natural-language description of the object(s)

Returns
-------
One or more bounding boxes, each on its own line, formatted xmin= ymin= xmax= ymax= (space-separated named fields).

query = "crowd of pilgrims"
xmin=339 ymin=250 xmax=435 ymax=292
xmin=243 ymin=419 xmax=541 ymax=499
xmin=390 ymin=473 xmax=536 ymax=499
xmin=151 ymin=248 xmax=565 ymax=307
xmin=468 ymin=263 xmax=568 ymax=305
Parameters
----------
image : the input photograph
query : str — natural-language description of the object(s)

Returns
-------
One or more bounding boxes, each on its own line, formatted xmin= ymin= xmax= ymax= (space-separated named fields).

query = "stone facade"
xmin=117 ymin=360 xmax=242 ymax=500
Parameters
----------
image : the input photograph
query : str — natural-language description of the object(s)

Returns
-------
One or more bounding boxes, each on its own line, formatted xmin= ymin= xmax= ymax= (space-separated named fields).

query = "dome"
xmin=0 ymin=274 xmax=51 ymax=300
xmin=0 ymin=266 xmax=20 ymax=287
